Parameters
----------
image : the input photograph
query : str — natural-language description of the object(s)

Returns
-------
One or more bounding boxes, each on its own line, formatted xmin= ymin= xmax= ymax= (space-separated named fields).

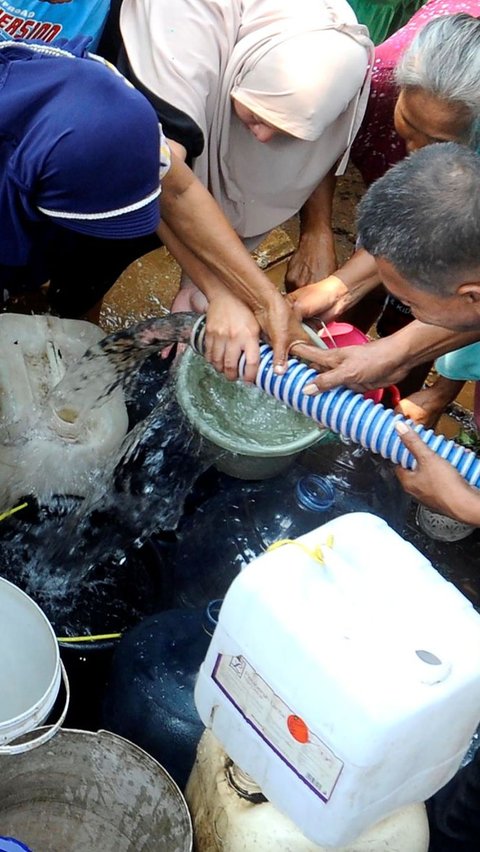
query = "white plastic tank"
xmin=0 ymin=314 xmax=128 ymax=506
xmin=195 ymin=512 xmax=480 ymax=847
xmin=186 ymin=730 xmax=430 ymax=851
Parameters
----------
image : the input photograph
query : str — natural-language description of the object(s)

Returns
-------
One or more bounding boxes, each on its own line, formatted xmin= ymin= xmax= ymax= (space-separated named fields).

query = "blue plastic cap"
xmin=0 ymin=839 xmax=33 ymax=852
xmin=203 ymin=599 xmax=222 ymax=636
xmin=295 ymin=475 xmax=335 ymax=512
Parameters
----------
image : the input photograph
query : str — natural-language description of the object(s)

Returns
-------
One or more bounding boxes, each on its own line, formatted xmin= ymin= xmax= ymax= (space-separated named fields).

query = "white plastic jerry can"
xmin=186 ymin=730 xmax=430 ymax=852
xmin=0 ymin=314 xmax=128 ymax=506
xmin=194 ymin=513 xmax=480 ymax=847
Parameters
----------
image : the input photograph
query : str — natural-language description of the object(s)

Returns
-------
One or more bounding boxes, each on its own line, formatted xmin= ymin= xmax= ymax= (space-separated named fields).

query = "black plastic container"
xmin=102 ymin=601 xmax=221 ymax=789
xmin=0 ymin=498 xmax=174 ymax=731
xmin=173 ymin=434 xmax=409 ymax=609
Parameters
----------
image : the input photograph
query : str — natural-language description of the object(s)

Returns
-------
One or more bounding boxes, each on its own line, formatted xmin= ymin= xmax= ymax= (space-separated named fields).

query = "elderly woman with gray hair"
xmin=289 ymin=5 xmax=480 ymax=406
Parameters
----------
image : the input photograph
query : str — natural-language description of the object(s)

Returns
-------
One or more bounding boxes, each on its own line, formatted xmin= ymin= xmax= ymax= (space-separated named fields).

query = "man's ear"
xmin=458 ymin=281 xmax=480 ymax=306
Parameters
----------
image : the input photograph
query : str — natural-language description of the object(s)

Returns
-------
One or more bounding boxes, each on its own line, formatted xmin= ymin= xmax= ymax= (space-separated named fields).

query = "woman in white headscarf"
xmin=119 ymin=0 xmax=373 ymax=310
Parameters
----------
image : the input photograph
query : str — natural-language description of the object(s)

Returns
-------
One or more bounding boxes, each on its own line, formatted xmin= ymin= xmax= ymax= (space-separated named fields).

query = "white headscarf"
xmin=121 ymin=0 xmax=373 ymax=239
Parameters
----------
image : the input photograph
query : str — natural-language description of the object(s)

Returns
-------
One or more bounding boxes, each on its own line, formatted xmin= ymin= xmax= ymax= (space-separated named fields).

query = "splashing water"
xmin=48 ymin=312 xmax=197 ymax=425
xmin=0 ymin=312 xmax=220 ymax=635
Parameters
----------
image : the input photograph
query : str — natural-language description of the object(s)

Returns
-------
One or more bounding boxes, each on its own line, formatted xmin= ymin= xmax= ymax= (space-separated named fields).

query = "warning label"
xmin=212 ymin=653 xmax=343 ymax=801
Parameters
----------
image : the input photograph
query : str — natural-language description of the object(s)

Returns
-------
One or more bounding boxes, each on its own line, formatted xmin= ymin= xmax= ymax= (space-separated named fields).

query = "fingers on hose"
xmin=395 ymin=466 xmax=416 ymax=489
xmin=205 ymin=334 xmax=227 ymax=374
xmin=395 ymin=422 xmax=429 ymax=463
xmin=272 ymin=351 xmax=288 ymax=375
xmin=242 ymin=339 xmax=260 ymax=384
xmin=303 ymin=368 xmax=345 ymax=394
xmin=290 ymin=342 xmax=331 ymax=366
xmin=223 ymin=343 xmax=242 ymax=381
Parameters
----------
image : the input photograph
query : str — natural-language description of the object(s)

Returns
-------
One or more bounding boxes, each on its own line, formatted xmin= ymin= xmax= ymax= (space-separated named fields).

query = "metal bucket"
xmin=0 ymin=728 xmax=193 ymax=851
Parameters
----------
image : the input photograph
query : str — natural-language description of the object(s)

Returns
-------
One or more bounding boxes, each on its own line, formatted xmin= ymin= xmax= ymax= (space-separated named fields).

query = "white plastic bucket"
xmin=0 ymin=577 xmax=69 ymax=754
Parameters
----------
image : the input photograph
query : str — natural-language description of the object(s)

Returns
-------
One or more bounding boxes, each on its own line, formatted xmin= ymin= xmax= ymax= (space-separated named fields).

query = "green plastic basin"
xmin=176 ymin=348 xmax=324 ymax=480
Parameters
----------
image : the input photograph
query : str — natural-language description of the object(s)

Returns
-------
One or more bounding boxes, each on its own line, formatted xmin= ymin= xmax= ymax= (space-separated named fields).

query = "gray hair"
xmin=395 ymin=13 xmax=480 ymax=148
xmin=357 ymin=143 xmax=480 ymax=294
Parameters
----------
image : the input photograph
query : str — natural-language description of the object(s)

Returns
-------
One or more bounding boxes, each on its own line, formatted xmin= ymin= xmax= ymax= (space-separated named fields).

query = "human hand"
xmin=287 ymin=275 xmax=348 ymax=324
xmin=253 ymin=292 xmax=308 ymax=375
xmin=395 ymin=390 xmax=444 ymax=429
xmin=284 ymin=232 xmax=338 ymax=292
xmin=289 ymin=336 xmax=411 ymax=395
xmin=395 ymin=378 xmax=464 ymax=428
xmin=394 ymin=421 xmax=480 ymax=521
xmin=204 ymin=293 xmax=261 ymax=382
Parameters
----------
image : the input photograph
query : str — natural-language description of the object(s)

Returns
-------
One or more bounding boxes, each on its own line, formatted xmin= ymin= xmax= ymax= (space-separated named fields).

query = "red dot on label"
xmin=287 ymin=714 xmax=309 ymax=743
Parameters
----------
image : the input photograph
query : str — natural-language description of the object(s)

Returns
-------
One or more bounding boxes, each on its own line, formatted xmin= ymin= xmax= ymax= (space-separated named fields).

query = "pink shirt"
xmin=351 ymin=0 xmax=480 ymax=186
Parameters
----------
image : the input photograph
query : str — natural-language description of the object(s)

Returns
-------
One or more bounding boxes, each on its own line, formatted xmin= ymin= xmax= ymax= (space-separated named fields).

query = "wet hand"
xmin=284 ymin=233 xmax=337 ymax=292
xmin=289 ymin=338 xmax=410 ymax=394
xmin=204 ymin=294 xmax=260 ymax=382
xmin=395 ymin=421 xmax=477 ymax=519
xmin=253 ymin=293 xmax=307 ymax=376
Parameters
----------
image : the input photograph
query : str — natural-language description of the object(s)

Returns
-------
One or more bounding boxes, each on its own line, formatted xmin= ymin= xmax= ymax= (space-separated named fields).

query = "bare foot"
xmin=395 ymin=377 xmax=464 ymax=428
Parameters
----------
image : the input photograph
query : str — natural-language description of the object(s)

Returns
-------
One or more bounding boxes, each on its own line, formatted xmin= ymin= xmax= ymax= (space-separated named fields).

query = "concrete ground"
xmin=100 ymin=164 xmax=476 ymax=440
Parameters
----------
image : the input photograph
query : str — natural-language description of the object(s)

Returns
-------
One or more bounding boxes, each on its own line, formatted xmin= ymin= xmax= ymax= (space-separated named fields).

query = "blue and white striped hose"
xmin=191 ymin=322 xmax=480 ymax=487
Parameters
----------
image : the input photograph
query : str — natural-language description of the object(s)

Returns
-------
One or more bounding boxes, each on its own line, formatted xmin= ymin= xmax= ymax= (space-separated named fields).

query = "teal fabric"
xmin=435 ymin=341 xmax=480 ymax=381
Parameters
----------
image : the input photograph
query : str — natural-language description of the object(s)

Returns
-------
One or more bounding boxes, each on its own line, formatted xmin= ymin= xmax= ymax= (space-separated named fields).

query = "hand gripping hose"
xmin=190 ymin=319 xmax=480 ymax=488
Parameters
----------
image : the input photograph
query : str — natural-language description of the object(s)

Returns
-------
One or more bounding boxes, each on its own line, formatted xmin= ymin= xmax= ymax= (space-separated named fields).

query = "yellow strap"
xmin=56 ymin=633 xmax=122 ymax=643
xmin=0 ymin=502 xmax=28 ymax=522
xmin=266 ymin=534 xmax=334 ymax=564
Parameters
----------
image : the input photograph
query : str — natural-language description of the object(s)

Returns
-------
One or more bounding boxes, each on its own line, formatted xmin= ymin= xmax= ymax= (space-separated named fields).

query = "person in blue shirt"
xmin=0 ymin=0 xmax=110 ymax=50
xmin=0 ymin=37 xmax=303 ymax=379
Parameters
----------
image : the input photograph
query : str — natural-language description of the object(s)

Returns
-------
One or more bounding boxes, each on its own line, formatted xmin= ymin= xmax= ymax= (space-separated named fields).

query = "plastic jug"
xmin=0 ymin=314 xmax=128 ymax=506
xmin=194 ymin=513 xmax=480 ymax=847
xmin=174 ymin=434 xmax=409 ymax=608
xmin=185 ymin=730 xmax=430 ymax=852
xmin=101 ymin=601 xmax=221 ymax=789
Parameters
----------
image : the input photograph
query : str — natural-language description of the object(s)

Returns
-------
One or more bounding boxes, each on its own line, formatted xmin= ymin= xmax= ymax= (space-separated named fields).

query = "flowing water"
xmin=2 ymin=311 xmax=480 ymax=642
xmin=0 ymin=312 xmax=217 ymax=634
xmin=48 ymin=313 xmax=197 ymax=425
xmin=1 ymin=311 xmax=480 ymax=768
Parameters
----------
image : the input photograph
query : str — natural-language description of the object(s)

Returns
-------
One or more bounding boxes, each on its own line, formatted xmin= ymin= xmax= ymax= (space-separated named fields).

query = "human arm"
xmin=287 ymin=248 xmax=381 ymax=322
xmin=284 ymin=170 xmax=338 ymax=290
xmin=157 ymin=219 xmax=261 ymax=381
xmin=289 ymin=321 xmax=480 ymax=394
xmin=394 ymin=422 xmax=480 ymax=524
xmin=159 ymin=150 xmax=307 ymax=371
